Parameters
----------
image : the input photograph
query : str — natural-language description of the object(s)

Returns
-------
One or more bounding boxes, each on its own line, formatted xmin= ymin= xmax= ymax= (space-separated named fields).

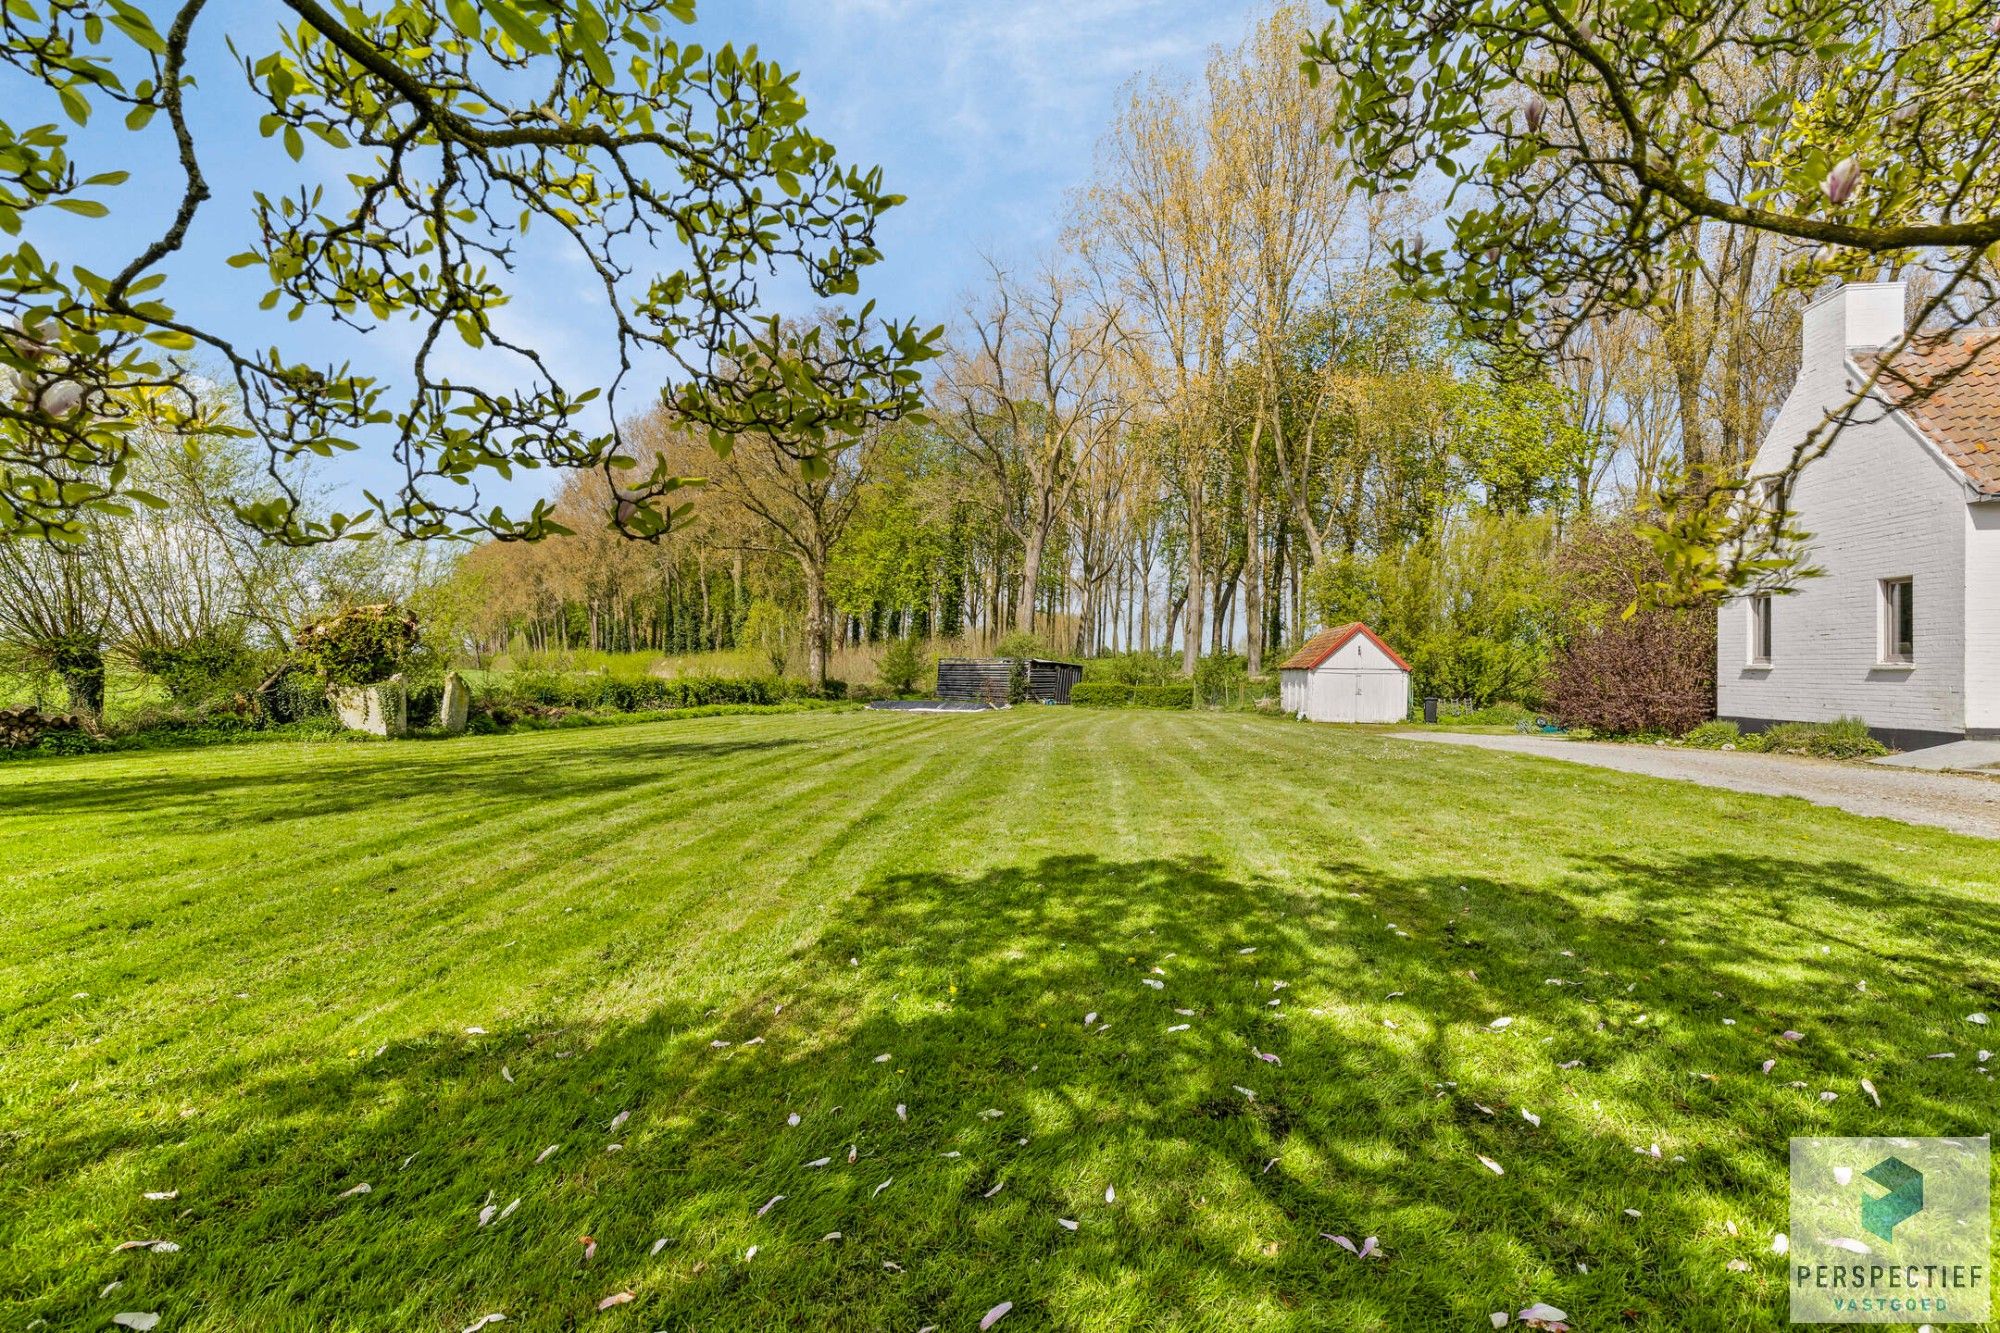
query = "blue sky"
xmin=15 ymin=0 xmax=1267 ymax=515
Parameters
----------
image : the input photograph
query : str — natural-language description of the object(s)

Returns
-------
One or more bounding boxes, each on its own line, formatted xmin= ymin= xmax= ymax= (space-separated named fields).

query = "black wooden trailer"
xmin=935 ymin=657 xmax=1084 ymax=705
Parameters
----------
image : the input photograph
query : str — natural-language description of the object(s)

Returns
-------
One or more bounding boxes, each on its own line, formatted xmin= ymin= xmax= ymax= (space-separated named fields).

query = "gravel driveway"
xmin=1395 ymin=731 xmax=2000 ymax=840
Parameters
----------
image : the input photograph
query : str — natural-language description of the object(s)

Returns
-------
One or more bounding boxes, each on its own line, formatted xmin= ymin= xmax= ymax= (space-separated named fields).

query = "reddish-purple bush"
xmin=1545 ymin=522 xmax=1716 ymax=735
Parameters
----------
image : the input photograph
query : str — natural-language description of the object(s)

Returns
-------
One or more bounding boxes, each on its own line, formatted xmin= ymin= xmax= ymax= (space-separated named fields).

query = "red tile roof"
xmin=1276 ymin=622 xmax=1411 ymax=673
xmin=1855 ymin=330 xmax=2000 ymax=495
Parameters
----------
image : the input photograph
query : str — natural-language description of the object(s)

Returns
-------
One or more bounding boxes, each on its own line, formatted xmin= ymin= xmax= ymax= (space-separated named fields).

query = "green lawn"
xmin=3 ymin=710 xmax=1997 ymax=1331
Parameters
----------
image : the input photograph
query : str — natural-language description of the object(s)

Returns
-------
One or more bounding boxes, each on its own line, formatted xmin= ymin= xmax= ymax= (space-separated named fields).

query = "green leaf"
xmin=482 ymin=0 xmax=552 ymax=55
xmin=53 ymin=198 xmax=109 ymax=218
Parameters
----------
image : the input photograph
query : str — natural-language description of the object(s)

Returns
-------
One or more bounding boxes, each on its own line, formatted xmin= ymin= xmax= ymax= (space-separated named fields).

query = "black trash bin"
xmin=1422 ymin=696 xmax=1439 ymax=724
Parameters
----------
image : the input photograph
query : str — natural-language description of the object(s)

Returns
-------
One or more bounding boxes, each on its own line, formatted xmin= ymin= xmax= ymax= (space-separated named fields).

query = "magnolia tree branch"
xmin=0 ymin=0 xmax=939 ymax=545
xmin=1306 ymin=0 xmax=2000 ymax=596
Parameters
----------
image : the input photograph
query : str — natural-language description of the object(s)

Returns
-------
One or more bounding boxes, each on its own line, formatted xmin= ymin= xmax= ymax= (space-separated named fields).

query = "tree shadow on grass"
xmin=0 ymin=733 xmax=807 ymax=826
xmin=16 ymin=850 xmax=1998 ymax=1330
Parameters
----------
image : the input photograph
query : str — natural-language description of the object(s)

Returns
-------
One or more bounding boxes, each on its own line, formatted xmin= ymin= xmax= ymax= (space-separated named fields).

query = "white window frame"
xmin=1878 ymin=577 xmax=1915 ymax=666
xmin=1747 ymin=595 xmax=1773 ymax=666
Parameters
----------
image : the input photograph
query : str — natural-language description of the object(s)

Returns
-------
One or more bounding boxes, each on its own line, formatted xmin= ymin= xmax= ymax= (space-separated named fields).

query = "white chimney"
xmin=1801 ymin=281 xmax=1906 ymax=378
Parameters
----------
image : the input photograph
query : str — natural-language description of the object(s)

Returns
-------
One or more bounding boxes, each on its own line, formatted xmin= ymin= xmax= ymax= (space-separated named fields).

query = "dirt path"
xmin=1395 ymin=731 xmax=2000 ymax=840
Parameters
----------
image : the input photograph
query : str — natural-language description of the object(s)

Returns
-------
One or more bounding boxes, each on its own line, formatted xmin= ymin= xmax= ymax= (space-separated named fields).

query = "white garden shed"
xmin=1279 ymin=622 xmax=1412 ymax=724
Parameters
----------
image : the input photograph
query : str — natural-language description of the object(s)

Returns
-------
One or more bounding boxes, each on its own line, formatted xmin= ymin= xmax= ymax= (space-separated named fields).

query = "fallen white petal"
xmin=822 ymin=1231 xmax=842 ymax=1241
xmin=499 ymin=1197 xmax=519 ymax=1221
xmin=980 ymin=1301 xmax=1014 ymax=1329
xmin=1057 ymin=1218 xmax=1078 ymax=1231
xmin=1142 ymin=979 xmax=1164 ymax=990
xmin=111 ymin=1317 xmax=159 ymax=1332
xmin=142 ymin=1191 xmax=178 ymax=1202
xmin=1521 ymin=1109 xmax=1541 ymax=1127
xmin=1830 ymin=1236 xmax=1871 ymax=1255
xmin=984 ymin=1181 xmax=1005 ymax=1198
xmin=478 ymin=1204 xmax=497 ymax=1227
xmin=756 ymin=1194 xmax=784 ymax=1216
xmin=465 ymin=1027 xmax=487 ymax=1035
xmin=1773 ymin=1233 xmax=1789 ymax=1255
xmin=805 ymin=1157 xmax=832 ymax=1168
xmin=337 ymin=1182 xmax=371 ymax=1199
xmin=609 ymin=1111 xmax=629 ymax=1132
xmin=462 ymin=1315 xmax=507 ymax=1333
xmin=1167 ymin=1024 xmax=1189 ymax=1033
xmin=651 ymin=1237 xmax=669 ymax=1255
xmin=534 ymin=1145 xmax=561 ymax=1165
xmin=1970 ymin=1013 xmax=1990 ymax=1026
xmin=1105 ymin=1185 xmax=1116 ymax=1203
xmin=1489 ymin=1017 xmax=1513 ymax=1030
xmin=1727 ymin=1258 xmax=1752 ymax=1272
xmin=895 ymin=1104 xmax=907 ymax=1121
xmin=873 ymin=1053 xmax=892 ymax=1063
xmin=1477 ymin=1155 xmax=1504 ymax=1175
xmin=501 ymin=1066 xmax=514 ymax=1084
xmin=1517 ymin=1303 xmax=1567 ymax=1324
xmin=1834 ymin=1166 xmax=1853 ymax=1185
xmin=744 ymin=1245 xmax=757 ymax=1261
xmin=1233 ymin=1085 xmax=1257 ymax=1101
xmin=1490 ymin=1314 xmax=1509 ymax=1329
xmin=787 ymin=1112 xmax=801 ymax=1126
xmin=1084 ymin=1012 xmax=1097 ymax=1027
xmin=1624 ymin=1208 xmax=1642 ymax=1218
xmin=874 ymin=1177 xmax=893 ymax=1197
xmin=597 ymin=1291 xmax=635 ymax=1310
xmin=1861 ymin=1078 xmax=1880 ymax=1107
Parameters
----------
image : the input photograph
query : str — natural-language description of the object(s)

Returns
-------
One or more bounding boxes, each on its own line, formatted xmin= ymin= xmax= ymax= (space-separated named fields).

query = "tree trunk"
xmin=1181 ymin=480 xmax=1204 ymax=676
xmin=803 ymin=559 xmax=831 ymax=686
xmin=1244 ymin=411 xmax=1265 ymax=676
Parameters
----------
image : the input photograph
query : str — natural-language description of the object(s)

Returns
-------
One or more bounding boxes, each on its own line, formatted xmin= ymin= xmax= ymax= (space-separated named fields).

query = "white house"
xmin=1716 ymin=281 xmax=2000 ymax=750
xmin=1280 ymin=622 xmax=1412 ymax=723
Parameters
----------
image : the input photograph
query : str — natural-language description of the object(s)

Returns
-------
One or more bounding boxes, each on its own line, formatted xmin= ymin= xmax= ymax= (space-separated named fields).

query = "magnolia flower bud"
xmin=37 ymin=379 xmax=83 ymax=417
xmin=616 ymin=498 xmax=638 ymax=524
xmin=1824 ymin=156 xmax=1861 ymax=206
xmin=1484 ymin=246 xmax=1501 ymax=264
xmin=1523 ymin=93 xmax=1547 ymax=134
xmin=1990 ymin=13 xmax=2000 ymax=36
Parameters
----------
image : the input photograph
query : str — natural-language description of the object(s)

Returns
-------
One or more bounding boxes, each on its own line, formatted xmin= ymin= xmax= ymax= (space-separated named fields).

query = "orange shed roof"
xmin=1277 ymin=622 xmax=1411 ymax=673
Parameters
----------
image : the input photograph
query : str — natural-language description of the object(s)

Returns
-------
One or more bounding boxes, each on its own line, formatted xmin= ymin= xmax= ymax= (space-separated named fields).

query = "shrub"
xmin=1681 ymin=720 xmax=1742 ymax=749
xmin=293 ymin=604 xmax=420 ymax=686
xmin=1437 ymin=700 xmax=1535 ymax=727
xmin=993 ymin=630 xmax=1046 ymax=660
xmin=1758 ymin=717 xmax=1887 ymax=760
xmin=877 ymin=636 xmax=929 ymax=696
xmin=1086 ymin=652 xmax=1181 ymax=686
xmin=1544 ymin=521 xmax=1716 ymax=736
xmin=131 ymin=631 xmax=260 ymax=705
xmin=1069 ymin=682 xmax=1131 ymax=708
xmin=1133 ymin=683 xmax=1194 ymax=709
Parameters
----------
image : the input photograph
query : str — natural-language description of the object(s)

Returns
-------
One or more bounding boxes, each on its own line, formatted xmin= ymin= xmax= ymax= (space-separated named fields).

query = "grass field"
xmin=4 ymin=710 xmax=1997 ymax=1331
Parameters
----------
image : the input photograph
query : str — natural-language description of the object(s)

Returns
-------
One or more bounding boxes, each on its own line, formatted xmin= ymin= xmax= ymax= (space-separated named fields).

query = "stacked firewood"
xmin=0 ymin=705 xmax=80 ymax=749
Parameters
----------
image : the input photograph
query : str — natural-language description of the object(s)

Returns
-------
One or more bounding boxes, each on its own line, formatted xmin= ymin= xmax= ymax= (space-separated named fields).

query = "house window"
xmin=1749 ymin=595 xmax=1773 ymax=665
xmin=1880 ymin=578 xmax=1915 ymax=664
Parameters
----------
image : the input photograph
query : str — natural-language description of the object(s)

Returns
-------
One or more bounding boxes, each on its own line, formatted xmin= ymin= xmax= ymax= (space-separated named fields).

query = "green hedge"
xmin=488 ymin=673 xmax=846 ymax=711
xmin=1069 ymin=682 xmax=1193 ymax=709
